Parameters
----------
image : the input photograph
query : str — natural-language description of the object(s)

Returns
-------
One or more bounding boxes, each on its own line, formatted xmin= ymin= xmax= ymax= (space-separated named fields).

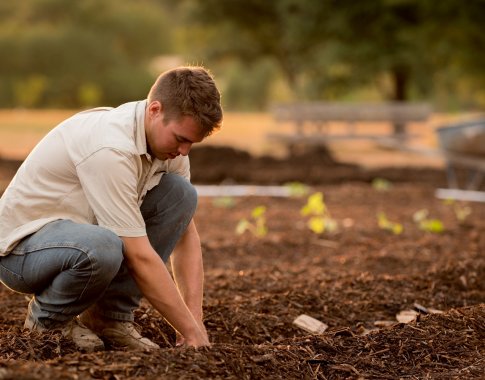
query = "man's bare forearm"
xmin=122 ymin=235 xmax=209 ymax=347
xmin=171 ymin=220 xmax=205 ymax=320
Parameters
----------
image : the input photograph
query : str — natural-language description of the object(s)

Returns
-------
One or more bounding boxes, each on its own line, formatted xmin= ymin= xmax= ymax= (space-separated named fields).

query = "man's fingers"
xmin=175 ymin=332 xmax=185 ymax=347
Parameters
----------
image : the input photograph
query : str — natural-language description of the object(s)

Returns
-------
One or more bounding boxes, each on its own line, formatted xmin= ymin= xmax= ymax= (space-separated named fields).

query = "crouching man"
xmin=0 ymin=66 xmax=223 ymax=351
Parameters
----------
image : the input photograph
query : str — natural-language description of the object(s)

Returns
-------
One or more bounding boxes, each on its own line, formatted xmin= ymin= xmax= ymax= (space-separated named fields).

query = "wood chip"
xmin=413 ymin=303 xmax=444 ymax=315
xmin=396 ymin=310 xmax=419 ymax=323
xmin=413 ymin=303 xmax=429 ymax=314
xmin=250 ymin=354 xmax=274 ymax=363
xmin=374 ymin=320 xmax=397 ymax=327
xmin=293 ymin=314 xmax=328 ymax=334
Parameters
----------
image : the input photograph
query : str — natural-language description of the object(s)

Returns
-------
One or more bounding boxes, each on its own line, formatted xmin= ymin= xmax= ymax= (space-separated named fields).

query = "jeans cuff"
xmin=97 ymin=310 xmax=134 ymax=322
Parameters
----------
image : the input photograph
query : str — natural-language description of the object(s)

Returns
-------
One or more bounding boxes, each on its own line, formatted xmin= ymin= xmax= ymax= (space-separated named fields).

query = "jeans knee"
xmin=84 ymin=228 xmax=123 ymax=278
xmin=167 ymin=173 xmax=197 ymax=210
xmin=142 ymin=173 xmax=198 ymax=221
xmin=179 ymin=177 xmax=198 ymax=215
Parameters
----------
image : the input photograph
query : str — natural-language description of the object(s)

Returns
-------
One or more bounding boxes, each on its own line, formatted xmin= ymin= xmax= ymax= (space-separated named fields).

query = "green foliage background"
xmin=0 ymin=0 xmax=484 ymax=111
xmin=0 ymin=0 xmax=170 ymax=107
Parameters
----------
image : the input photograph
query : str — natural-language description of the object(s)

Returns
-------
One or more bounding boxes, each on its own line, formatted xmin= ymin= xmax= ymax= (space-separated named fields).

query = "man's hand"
xmin=171 ymin=220 xmax=209 ymax=348
xmin=178 ymin=323 xmax=210 ymax=348
xmin=121 ymin=235 xmax=210 ymax=349
xmin=176 ymin=319 xmax=209 ymax=347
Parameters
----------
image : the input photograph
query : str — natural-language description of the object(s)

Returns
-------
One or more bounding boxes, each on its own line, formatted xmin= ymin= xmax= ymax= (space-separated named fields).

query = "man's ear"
xmin=148 ymin=101 xmax=163 ymax=117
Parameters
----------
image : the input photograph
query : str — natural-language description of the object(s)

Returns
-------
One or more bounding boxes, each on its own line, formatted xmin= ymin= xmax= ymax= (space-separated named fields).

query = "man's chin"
xmin=156 ymin=153 xmax=173 ymax=161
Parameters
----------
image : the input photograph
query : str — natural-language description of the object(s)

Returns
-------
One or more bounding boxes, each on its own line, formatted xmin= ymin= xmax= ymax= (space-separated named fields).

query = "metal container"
xmin=436 ymin=119 xmax=485 ymax=157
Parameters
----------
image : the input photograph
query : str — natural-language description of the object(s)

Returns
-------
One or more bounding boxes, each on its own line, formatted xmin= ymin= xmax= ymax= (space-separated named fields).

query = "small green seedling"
xmin=283 ymin=182 xmax=310 ymax=197
xmin=443 ymin=198 xmax=472 ymax=223
xmin=212 ymin=196 xmax=236 ymax=208
xmin=300 ymin=192 xmax=337 ymax=234
xmin=413 ymin=209 xmax=444 ymax=233
xmin=372 ymin=178 xmax=393 ymax=192
xmin=377 ymin=212 xmax=403 ymax=235
xmin=236 ymin=205 xmax=268 ymax=237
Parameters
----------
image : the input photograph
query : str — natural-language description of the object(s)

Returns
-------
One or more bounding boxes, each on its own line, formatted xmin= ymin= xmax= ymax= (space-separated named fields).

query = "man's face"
xmin=145 ymin=101 xmax=205 ymax=161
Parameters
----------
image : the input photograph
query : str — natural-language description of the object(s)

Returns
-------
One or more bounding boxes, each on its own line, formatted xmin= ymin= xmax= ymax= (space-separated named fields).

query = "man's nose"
xmin=178 ymin=142 xmax=192 ymax=156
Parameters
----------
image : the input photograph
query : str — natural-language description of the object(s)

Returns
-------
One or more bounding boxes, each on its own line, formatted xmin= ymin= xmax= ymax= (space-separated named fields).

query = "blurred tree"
xmin=0 ymin=0 xmax=170 ymax=107
xmin=178 ymin=0 xmax=332 ymax=99
xmin=13 ymin=75 xmax=48 ymax=108
xmin=326 ymin=0 xmax=434 ymax=134
xmin=222 ymin=59 xmax=276 ymax=111
xmin=1 ymin=0 xmax=484 ymax=110
xmin=419 ymin=0 xmax=485 ymax=109
xmin=177 ymin=0 xmax=485 ymax=111
xmin=329 ymin=0 xmax=429 ymax=103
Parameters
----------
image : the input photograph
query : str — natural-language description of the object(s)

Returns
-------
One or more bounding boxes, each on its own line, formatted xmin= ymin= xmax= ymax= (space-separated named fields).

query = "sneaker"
xmin=80 ymin=309 xmax=160 ymax=351
xmin=24 ymin=313 xmax=104 ymax=352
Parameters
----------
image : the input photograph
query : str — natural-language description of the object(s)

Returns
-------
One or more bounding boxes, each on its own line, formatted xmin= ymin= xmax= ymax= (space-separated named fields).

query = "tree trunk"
xmin=391 ymin=67 xmax=409 ymax=138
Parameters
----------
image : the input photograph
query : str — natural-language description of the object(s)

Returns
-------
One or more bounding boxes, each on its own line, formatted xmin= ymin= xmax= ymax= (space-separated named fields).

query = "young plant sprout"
xmin=413 ymin=209 xmax=445 ymax=233
xmin=283 ymin=182 xmax=310 ymax=197
xmin=372 ymin=178 xmax=393 ymax=192
xmin=443 ymin=198 xmax=472 ymax=223
xmin=300 ymin=192 xmax=337 ymax=234
xmin=212 ymin=196 xmax=236 ymax=208
xmin=377 ymin=212 xmax=403 ymax=235
xmin=235 ymin=205 xmax=268 ymax=237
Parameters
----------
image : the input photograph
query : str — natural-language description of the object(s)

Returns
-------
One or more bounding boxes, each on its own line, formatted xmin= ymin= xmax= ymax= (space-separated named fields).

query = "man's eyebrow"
xmin=176 ymin=134 xmax=193 ymax=143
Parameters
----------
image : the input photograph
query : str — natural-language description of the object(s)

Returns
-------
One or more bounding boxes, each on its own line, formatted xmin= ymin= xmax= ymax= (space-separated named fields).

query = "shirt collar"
xmin=134 ymin=99 xmax=149 ymax=159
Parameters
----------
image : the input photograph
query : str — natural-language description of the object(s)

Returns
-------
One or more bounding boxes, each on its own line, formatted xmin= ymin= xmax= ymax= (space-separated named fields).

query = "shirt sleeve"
xmin=76 ymin=148 xmax=146 ymax=237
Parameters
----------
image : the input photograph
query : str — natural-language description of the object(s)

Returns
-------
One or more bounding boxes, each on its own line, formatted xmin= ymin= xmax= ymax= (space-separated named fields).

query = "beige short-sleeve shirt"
xmin=0 ymin=100 xmax=190 ymax=256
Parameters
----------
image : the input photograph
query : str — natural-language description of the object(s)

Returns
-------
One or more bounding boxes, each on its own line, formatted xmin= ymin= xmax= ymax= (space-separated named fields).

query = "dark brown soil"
xmin=0 ymin=146 xmax=483 ymax=379
xmin=189 ymin=145 xmax=450 ymax=187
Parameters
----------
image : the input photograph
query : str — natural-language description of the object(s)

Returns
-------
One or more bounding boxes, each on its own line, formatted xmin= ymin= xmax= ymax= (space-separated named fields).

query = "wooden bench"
xmin=267 ymin=102 xmax=432 ymax=151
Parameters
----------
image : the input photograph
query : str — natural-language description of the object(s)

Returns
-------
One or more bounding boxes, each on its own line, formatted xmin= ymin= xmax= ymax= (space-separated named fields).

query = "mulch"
xmin=0 ymin=146 xmax=483 ymax=379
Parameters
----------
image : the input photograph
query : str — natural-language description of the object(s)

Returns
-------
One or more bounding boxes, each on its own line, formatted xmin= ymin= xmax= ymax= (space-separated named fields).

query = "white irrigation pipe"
xmin=195 ymin=185 xmax=293 ymax=197
xmin=435 ymin=188 xmax=485 ymax=203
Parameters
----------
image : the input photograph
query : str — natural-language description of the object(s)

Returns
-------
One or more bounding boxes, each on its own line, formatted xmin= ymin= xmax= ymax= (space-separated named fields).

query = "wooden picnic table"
xmin=267 ymin=101 xmax=432 ymax=151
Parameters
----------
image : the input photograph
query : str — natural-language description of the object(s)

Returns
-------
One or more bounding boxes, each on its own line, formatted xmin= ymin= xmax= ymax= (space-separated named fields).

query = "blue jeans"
xmin=0 ymin=174 xmax=197 ymax=328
